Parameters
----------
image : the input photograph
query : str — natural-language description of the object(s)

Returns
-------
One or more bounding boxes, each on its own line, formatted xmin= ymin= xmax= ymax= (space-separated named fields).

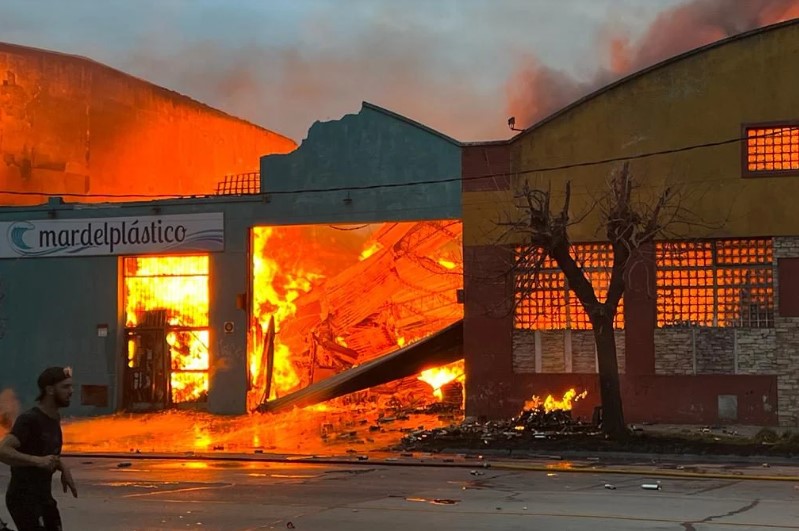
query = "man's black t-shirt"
xmin=7 ymin=408 xmax=62 ymax=497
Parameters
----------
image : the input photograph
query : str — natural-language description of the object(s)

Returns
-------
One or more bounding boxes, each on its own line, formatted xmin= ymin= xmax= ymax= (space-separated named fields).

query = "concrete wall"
xmin=0 ymin=103 xmax=462 ymax=416
xmin=261 ymin=103 xmax=462 ymax=221
xmin=0 ymin=42 xmax=296 ymax=205
xmin=0 ymin=256 xmax=119 ymax=417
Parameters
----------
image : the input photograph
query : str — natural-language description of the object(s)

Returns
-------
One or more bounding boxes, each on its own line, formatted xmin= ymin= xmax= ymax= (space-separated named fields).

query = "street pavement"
xmin=0 ymin=457 xmax=797 ymax=530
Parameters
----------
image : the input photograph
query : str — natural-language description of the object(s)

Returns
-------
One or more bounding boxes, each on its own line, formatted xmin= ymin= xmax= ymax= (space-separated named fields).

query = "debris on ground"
xmin=400 ymin=404 xmax=596 ymax=450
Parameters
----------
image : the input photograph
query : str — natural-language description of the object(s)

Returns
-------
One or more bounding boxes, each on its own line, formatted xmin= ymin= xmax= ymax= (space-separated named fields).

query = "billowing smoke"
xmin=0 ymin=389 xmax=19 ymax=433
xmin=507 ymin=0 xmax=799 ymax=129
xmin=0 ymin=1 xmax=797 ymax=143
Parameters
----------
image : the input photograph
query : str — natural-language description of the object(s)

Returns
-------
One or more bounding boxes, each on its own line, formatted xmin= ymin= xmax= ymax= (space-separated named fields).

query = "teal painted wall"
xmin=261 ymin=103 xmax=462 ymax=221
xmin=0 ymin=103 xmax=462 ymax=416
xmin=0 ymin=255 xmax=119 ymax=417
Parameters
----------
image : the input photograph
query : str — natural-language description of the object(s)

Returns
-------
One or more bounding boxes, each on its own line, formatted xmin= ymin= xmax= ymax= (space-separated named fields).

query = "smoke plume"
xmin=507 ymin=0 xmax=799 ymax=129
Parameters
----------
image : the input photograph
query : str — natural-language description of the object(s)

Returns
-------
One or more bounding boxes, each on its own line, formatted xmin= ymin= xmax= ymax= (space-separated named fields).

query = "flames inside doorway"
xmin=123 ymin=256 xmax=211 ymax=408
xmin=247 ymin=220 xmax=464 ymax=411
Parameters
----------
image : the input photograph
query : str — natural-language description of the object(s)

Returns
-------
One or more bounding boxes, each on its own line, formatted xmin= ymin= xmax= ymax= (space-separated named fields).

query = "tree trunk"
xmin=593 ymin=315 xmax=627 ymax=438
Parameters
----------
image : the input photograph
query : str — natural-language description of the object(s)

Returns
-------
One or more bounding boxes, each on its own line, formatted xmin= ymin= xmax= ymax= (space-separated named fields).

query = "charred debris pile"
xmin=399 ymin=402 xmax=600 ymax=452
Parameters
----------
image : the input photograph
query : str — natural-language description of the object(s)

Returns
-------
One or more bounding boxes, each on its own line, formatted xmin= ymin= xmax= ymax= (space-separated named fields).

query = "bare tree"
xmin=503 ymin=163 xmax=690 ymax=438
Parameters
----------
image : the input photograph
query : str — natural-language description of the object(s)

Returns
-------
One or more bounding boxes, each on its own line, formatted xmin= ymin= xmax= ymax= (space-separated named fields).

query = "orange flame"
xmin=124 ymin=256 xmax=210 ymax=404
xmin=523 ymin=389 xmax=587 ymax=413
xmin=359 ymin=241 xmax=383 ymax=261
xmin=437 ymin=258 xmax=457 ymax=270
xmin=249 ymin=228 xmax=323 ymax=404
xmin=418 ymin=360 xmax=465 ymax=401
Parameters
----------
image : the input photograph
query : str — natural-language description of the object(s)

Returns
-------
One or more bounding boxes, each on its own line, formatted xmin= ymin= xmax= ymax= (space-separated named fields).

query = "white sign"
xmin=0 ymin=212 xmax=224 ymax=258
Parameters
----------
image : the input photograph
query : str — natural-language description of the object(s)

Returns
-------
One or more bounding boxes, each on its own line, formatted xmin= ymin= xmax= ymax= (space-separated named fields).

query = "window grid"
xmin=514 ymin=244 xmax=624 ymax=330
xmin=746 ymin=127 xmax=799 ymax=174
xmin=656 ymin=239 xmax=773 ymax=328
xmin=123 ymin=256 xmax=210 ymax=328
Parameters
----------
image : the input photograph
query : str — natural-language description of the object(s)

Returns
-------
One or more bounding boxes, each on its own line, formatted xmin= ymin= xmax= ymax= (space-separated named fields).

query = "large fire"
xmin=249 ymin=227 xmax=323 ymax=406
xmin=418 ymin=360 xmax=464 ymax=401
xmin=523 ymin=389 xmax=588 ymax=414
xmin=247 ymin=221 xmax=464 ymax=411
xmin=124 ymin=255 xmax=210 ymax=404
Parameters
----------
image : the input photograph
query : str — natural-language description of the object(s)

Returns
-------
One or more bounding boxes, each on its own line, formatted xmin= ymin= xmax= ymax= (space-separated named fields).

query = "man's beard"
xmin=55 ymin=396 xmax=71 ymax=408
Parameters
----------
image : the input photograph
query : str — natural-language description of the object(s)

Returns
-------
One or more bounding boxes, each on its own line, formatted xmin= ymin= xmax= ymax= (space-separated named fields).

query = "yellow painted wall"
xmin=465 ymin=21 xmax=799 ymax=246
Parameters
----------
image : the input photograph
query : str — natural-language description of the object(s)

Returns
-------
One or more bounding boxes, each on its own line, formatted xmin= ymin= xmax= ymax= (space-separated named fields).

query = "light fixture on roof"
xmin=508 ymin=116 xmax=523 ymax=132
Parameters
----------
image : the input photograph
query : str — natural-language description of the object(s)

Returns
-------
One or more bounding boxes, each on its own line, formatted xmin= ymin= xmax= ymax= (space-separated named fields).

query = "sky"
xmin=0 ymin=0 xmax=794 ymax=142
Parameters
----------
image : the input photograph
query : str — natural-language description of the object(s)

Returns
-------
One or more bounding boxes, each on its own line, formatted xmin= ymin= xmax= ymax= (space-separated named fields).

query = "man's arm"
xmin=58 ymin=458 xmax=78 ymax=497
xmin=0 ymin=434 xmax=57 ymax=469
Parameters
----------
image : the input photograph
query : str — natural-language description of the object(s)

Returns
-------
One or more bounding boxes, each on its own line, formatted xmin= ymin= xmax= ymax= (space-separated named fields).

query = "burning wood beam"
xmin=256 ymin=320 xmax=463 ymax=413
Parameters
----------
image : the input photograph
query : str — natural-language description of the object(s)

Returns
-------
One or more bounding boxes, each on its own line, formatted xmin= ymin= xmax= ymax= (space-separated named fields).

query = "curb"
xmin=436 ymin=447 xmax=799 ymax=466
xmin=490 ymin=461 xmax=799 ymax=481
xmin=65 ymin=452 xmax=799 ymax=481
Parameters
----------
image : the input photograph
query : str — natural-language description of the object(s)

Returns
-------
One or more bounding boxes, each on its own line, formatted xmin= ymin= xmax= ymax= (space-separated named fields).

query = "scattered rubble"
xmin=400 ymin=405 xmax=597 ymax=450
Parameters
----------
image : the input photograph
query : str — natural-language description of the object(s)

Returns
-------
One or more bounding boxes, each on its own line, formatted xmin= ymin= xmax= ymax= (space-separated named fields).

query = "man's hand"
xmin=34 ymin=455 xmax=59 ymax=471
xmin=61 ymin=469 xmax=77 ymax=498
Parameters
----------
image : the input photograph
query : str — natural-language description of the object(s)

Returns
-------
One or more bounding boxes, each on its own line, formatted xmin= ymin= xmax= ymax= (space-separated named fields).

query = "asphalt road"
xmin=0 ymin=458 xmax=797 ymax=530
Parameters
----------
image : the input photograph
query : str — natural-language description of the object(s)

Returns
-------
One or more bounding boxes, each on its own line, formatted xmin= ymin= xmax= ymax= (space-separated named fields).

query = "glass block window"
xmin=656 ymin=239 xmax=773 ymax=328
xmin=745 ymin=126 xmax=799 ymax=175
xmin=514 ymin=244 xmax=623 ymax=330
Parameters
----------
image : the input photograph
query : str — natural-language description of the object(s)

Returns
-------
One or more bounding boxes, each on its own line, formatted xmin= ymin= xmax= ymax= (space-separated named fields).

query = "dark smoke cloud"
xmin=0 ymin=1 xmax=796 ymax=141
xmin=0 ymin=0 xmax=673 ymax=142
xmin=507 ymin=0 xmax=799 ymax=129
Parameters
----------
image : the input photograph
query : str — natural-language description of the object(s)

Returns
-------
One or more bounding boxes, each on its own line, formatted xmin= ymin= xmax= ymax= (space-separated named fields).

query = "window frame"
xmin=741 ymin=121 xmax=799 ymax=178
xmin=655 ymin=238 xmax=774 ymax=329
xmin=513 ymin=243 xmax=624 ymax=331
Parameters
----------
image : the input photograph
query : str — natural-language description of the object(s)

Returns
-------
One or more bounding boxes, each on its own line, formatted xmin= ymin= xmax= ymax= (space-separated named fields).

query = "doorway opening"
xmin=122 ymin=255 xmax=210 ymax=410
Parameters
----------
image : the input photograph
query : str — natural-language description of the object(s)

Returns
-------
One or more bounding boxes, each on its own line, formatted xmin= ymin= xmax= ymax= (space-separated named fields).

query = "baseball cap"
xmin=36 ymin=366 xmax=73 ymax=401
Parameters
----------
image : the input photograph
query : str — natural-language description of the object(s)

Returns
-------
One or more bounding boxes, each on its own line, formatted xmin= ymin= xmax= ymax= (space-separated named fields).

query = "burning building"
xmin=463 ymin=19 xmax=799 ymax=426
xmin=5 ymin=19 xmax=799 ymax=432
xmin=0 ymin=42 xmax=296 ymax=205
xmin=0 ymin=102 xmax=463 ymax=416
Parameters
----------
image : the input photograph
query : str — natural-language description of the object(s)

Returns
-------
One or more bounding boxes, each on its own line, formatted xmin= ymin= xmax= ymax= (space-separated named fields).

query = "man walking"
xmin=0 ymin=367 xmax=77 ymax=530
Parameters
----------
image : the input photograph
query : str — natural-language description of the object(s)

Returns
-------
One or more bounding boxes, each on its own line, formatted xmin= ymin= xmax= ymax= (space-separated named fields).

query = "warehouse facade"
xmin=463 ymin=20 xmax=799 ymax=426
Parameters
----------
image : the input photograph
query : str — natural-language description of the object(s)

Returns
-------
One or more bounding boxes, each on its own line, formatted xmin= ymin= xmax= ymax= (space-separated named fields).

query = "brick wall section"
xmin=695 ymin=328 xmax=735 ymax=374
xmin=463 ymin=245 xmax=516 ymax=419
xmin=511 ymin=329 xmax=626 ymax=374
xmin=655 ymin=329 xmax=694 ymax=374
xmin=774 ymin=237 xmax=799 ymax=426
xmin=736 ymin=329 xmax=778 ymax=374
xmin=615 ymin=333 xmax=626 ymax=374
xmin=624 ymin=242 xmax=657 ymax=375
xmin=572 ymin=331 xmax=596 ymax=373
xmin=512 ymin=330 xmax=536 ymax=373
xmin=461 ymin=143 xmax=511 ymax=192
xmin=540 ymin=331 xmax=566 ymax=372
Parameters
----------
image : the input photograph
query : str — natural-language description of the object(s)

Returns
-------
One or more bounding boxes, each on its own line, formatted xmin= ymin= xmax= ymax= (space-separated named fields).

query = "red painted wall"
xmin=463 ymin=239 xmax=780 ymax=426
xmin=461 ymin=142 xmax=511 ymax=192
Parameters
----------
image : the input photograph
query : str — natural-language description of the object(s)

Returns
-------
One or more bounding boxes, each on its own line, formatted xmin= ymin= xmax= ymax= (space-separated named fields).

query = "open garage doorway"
xmin=247 ymin=221 xmax=464 ymax=411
